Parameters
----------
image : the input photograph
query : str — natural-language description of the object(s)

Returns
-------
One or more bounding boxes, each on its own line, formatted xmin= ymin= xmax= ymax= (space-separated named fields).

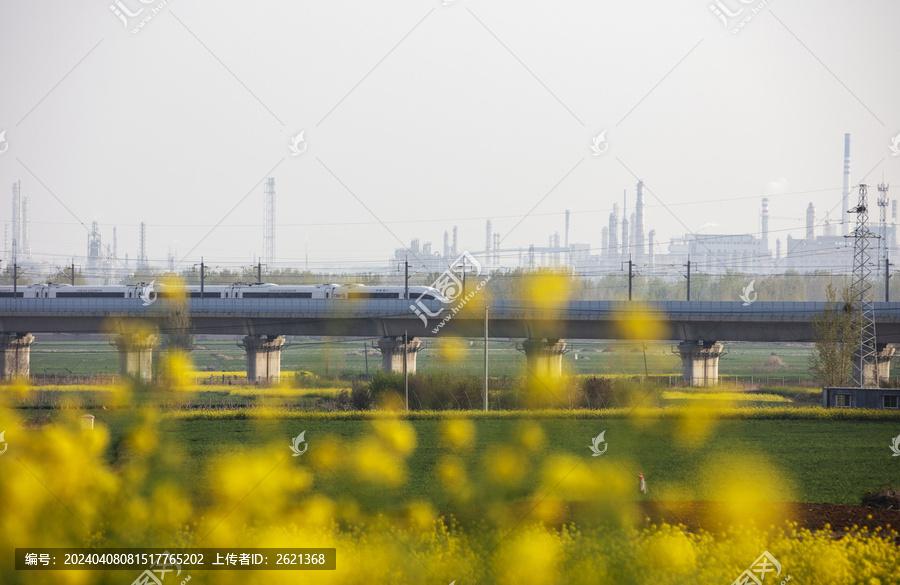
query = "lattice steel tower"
xmin=263 ymin=177 xmax=276 ymax=267
xmin=848 ymin=184 xmax=878 ymax=387
xmin=138 ymin=222 xmax=148 ymax=268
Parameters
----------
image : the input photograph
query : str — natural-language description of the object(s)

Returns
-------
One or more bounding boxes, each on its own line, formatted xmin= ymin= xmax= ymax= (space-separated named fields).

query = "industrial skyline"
xmin=7 ymin=131 xmax=894 ymax=284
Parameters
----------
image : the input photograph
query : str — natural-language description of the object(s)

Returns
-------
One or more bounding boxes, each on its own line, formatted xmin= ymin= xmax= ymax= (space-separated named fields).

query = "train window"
xmin=326 ymin=292 xmax=330 ymax=299
xmin=348 ymin=292 xmax=401 ymax=299
xmin=242 ymin=292 xmax=313 ymax=298
xmin=0 ymin=292 xmax=23 ymax=298
xmin=417 ymin=294 xmax=435 ymax=301
xmin=55 ymin=292 xmax=126 ymax=298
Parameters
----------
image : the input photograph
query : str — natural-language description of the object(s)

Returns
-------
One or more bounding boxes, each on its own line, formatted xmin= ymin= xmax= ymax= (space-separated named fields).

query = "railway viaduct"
xmin=3 ymin=298 xmax=900 ymax=386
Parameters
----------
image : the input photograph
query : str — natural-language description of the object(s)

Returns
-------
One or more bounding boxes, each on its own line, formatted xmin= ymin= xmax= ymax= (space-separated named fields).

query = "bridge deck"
xmin=3 ymin=299 xmax=900 ymax=342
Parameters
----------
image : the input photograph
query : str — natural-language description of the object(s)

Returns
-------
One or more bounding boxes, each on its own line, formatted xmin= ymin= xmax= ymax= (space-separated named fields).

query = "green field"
xmin=56 ymin=413 xmax=896 ymax=509
xmin=29 ymin=338 xmax=824 ymax=384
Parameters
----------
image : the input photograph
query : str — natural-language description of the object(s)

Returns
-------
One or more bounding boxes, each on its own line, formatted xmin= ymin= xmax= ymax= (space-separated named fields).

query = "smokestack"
xmin=824 ymin=213 xmax=835 ymax=237
xmin=138 ymin=222 xmax=148 ymax=268
xmin=443 ymin=231 xmax=450 ymax=258
xmin=761 ymin=197 xmax=769 ymax=251
xmin=648 ymin=229 xmax=655 ymax=268
xmin=776 ymin=238 xmax=781 ymax=261
xmin=635 ymin=181 xmax=645 ymax=261
xmin=485 ymin=220 xmax=492 ymax=266
xmin=493 ymin=232 xmax=500 ymax=265
xmin=806 ymin=202 xmax=815 ymax=241
xmin=484 ymin=220 xmax=494 ymax=266
xmin=602 ymin=227 xmax=608 ymax=257
xmin=451 ymin=226 xmax=458 ymax=257
xmin=263 ymin=177 xmax=276 ymax=266
xmin=608 ymin=204 xmax=619 ymax=256
xmin=21 ymin=192 xmax=30 ymax=259
xmin=564 ymin=209 xmax=570 ymax=250
xmin=629 ymin=213 xmax=635 ymax=249
xmin=11 ymin=181 xmax=20 ymax=261
xmin=842 ymin=133 xmax=851 ymax=236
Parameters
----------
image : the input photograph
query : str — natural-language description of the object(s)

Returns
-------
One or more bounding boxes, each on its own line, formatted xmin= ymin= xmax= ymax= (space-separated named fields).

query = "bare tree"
xmin=160 ymin=276 xmax=194 ymax=352
xmin=809 ymin=284 xmax=857 ymax=386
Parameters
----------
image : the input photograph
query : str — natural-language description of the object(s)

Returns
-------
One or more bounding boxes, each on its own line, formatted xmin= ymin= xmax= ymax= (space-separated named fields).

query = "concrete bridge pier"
xmin=677 ymin=340 xmax=724 ymax=387
xmin=115 ymin=333 xmax=158 ymax=380
xmin=522 ymin=338 xmax=567 ymax=379
xmin=852 ymin=343 xmax=895 ymax=387
xmin=242 ymin=335 xmax=286 ymax=383
xmin=0 ymin=333 xmax=35 ymax=380
xmin=378 ymin=336 xmax=422 ymax=374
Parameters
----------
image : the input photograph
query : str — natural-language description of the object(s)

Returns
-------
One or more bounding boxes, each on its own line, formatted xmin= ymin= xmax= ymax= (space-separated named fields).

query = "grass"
xmin=29 ymin=339 xmax=834 ymax=382
xmin=47 ymin=412 xmax=896 ymax=510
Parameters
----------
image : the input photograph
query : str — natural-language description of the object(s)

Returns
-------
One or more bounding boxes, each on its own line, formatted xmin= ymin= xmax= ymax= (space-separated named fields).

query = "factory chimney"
xmin=21 ymin=191 xmax=30 ymax=259
xmin=485 ymin=220 xmax=492 ymax=266
xmin=761 ymin=197 xmax=770 ymax=251
xmin=493 ymin=232 xmax=500 ymax=265
xmin=263 ymin=177 xmax=276 ymax=266
xmin=608 ymin=204 xmax=619 ymax=257
xmin=634 ymin=181 xmax=645 ymax=262
xmin=824 ymin=213 xmax=835 ymax=237
xmin=842 ymin=133 xmax=851 ymax=236
xmin=443 ymin=231 xmax=450 ymax=259
xmin=648 ymin=229 xmax=655 ymax=268
xmin=11 ymin=181 xmax=20 ymax=260
xmin=602 ymin=227 xmax=608 ymax=257
xmin=806 ymin=203 xmax=816 ymax=241
xmin=451 ymin=226 xmax=458 ymax=257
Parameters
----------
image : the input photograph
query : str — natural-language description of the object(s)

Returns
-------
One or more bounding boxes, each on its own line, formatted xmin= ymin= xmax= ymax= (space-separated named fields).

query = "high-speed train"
xmin=0 ymin=282 xmax=446 ymax=302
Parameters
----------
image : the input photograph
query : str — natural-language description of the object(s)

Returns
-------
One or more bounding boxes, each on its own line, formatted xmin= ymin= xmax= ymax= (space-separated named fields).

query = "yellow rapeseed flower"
xmin=439 ymin=418 xmax=476 ymax=452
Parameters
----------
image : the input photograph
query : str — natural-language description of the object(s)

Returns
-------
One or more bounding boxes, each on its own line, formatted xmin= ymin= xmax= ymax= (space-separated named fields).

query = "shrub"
xmin=861 ymin=484 xmax=900 ymax=509
xmin=580 ymin=376 xmax=613 ymax=408
xmin=350 ymin=379 xmax=373 ymax=410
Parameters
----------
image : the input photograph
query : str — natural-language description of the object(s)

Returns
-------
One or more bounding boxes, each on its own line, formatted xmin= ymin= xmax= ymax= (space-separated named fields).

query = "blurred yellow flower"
xmin=439 ymin=418 xmax=476 ymax=452
xmin=495 ymin=529 xmax=562 ymax=585
xmin=482 ymin=445 xmax=527 ymax=488
xmin=515 ymin=421 xmax=546 ymax=452
xmin=372 ymin=419 xmax=417 ymax=456
xmin=613 ymin=303 xmax=668 ymax=340
xmin=352 ymin=437 xmax=407 ymax=487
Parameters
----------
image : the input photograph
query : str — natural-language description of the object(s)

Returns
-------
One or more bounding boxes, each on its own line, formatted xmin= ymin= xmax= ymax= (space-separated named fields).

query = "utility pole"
xmin=200 ymin=258 xmax=205 ymax=300
xmin=684 ymin=257 xmax=691 ymax=301
xmin=13 ymin=262 xmax=17 ymax=298
xmin=257 ymin=261 xmax=262 ymax=284
xmin=886 ymin=258 xmax=892 ymax=303
xmin=462 ymin=255 xmax=466 ymax=297
xmin=403 ymin=330 xmax=409 ymax=410
xmin=483 ymin=305 xmax=489 ymax=411
xmin=404 ymin=257 xmax=409 ymax=300
xmin=621 ymin=255 xmax=634 ymax=301
xmin=364 ymin=342 xmax=369 ymax=378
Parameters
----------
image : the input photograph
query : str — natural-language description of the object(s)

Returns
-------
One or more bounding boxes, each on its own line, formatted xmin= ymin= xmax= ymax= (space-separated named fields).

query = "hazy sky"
xmin=1 ymin=0 xmax=898 ymax=273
